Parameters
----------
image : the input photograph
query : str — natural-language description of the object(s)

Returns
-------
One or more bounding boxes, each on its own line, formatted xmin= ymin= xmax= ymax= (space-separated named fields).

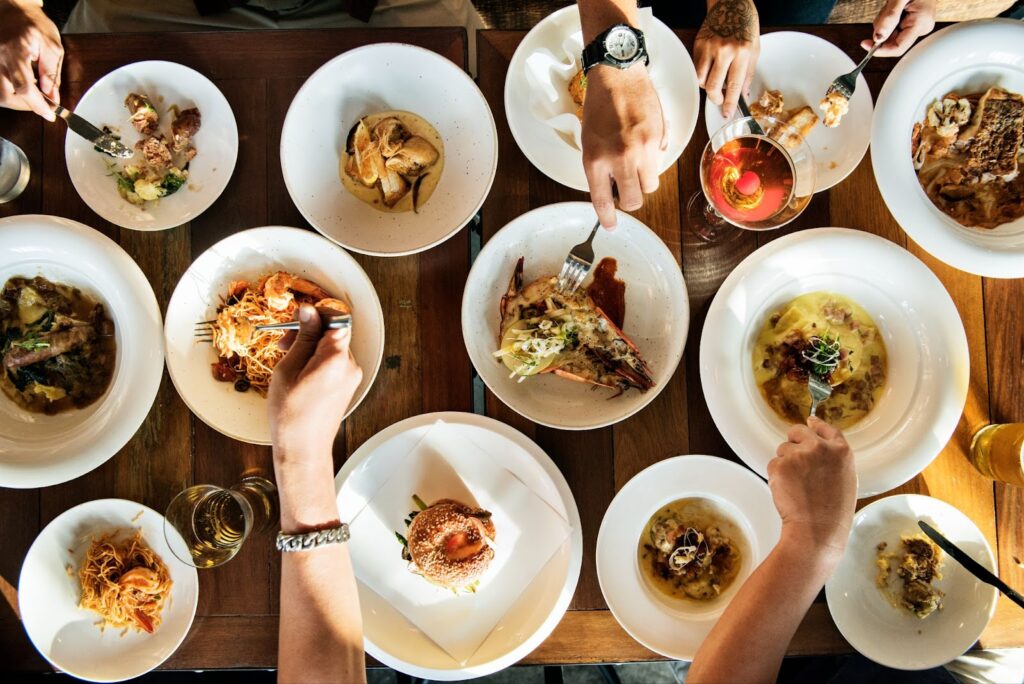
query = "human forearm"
xmin=578 ymin=0 xmax=640 ymax=43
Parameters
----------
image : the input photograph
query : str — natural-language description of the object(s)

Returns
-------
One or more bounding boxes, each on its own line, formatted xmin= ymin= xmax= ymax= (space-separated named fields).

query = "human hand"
xmin=0 ymin=0 xmax=63 ymax=120
xmin=767 ymin=416 xmax=857 ymax=564
xmin=861 ymin=0 xmax=936 ymax=58
xmin=694 ymin=0 xmax=759 ymax=119
xmin=582 ymin=64 xmax=666 ymax=229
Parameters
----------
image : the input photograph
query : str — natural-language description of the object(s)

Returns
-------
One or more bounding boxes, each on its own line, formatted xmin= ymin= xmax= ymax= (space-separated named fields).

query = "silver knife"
xmin=43 ymin=94 xmax=133 ymax=159
xmin=737 ymin=93 xmax=766 ymax=136
xmin=918 ymin=520 xmax=1024 ymax=610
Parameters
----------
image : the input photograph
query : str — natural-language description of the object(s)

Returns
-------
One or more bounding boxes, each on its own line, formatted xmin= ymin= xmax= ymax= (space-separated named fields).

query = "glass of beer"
xmin=164 ymin=475 xmax=279 ymax=568
xmin=968 ymin=423 xmax=1024 ymax=487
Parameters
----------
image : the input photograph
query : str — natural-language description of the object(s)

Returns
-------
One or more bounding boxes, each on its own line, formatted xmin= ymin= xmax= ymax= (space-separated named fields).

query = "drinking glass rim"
xmin=163 ymin=484 xmax=254 ymax=569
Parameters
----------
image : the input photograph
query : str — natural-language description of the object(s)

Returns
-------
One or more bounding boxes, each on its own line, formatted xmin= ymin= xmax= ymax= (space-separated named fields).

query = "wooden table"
xmin=0 ymin=23 xmax=1021 ymax=673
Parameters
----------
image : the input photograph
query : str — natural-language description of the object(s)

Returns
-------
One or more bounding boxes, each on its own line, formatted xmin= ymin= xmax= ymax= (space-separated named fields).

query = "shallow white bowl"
xmin=597 ymin=455 xmax=781 ymax=660
xmin=704 ymin=31 xmax=872 ymax=192
xmin=826 ymin=494 xmax=998 ymax=670
xmin=505 ymin=5 xmax=699 ymax=192
xmin=19 ymin=498 xmax=199 ymax=683
xmin=281 ymin=43 xmax=497 ymax=256
xmin=164 ymin=226 xmax=384 ymax=444
xmin=335 ymin=411 xmax=582 ymax=680
xmin=700 ymin=228 xmax=969 ymax=497
xmin=66 ymin=60 xmax=238 ymax=231
xmin=872 ymin=19 xmax=1024 ymax=278
xmin=462 ymin=202 xmax=689 ymax=430
xmin=0 ymin=215 xmax=163 ymax=488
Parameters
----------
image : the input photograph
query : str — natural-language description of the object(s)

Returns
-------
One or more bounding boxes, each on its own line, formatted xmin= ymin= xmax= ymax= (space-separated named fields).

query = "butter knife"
xmin=43 ymin=95 xmax=133 ymax=159
xmin=737 ymin=94 xmax=766 ymax=136
xmin=918 ymin=520 xmax=1024 ymax=610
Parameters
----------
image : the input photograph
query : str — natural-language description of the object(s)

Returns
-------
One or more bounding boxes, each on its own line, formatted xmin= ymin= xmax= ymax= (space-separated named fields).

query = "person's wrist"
xmin=778 ymin=521 xmax=847 ymax=572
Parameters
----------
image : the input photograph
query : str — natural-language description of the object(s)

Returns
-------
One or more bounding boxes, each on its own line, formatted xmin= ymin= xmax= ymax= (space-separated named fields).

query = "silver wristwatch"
xmin=276 ymin=523 xmax=350 ymax=552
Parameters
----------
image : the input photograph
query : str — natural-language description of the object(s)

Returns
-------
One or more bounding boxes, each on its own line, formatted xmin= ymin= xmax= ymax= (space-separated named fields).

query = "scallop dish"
xmin=1 ymin=276 xmax=116 ymax=415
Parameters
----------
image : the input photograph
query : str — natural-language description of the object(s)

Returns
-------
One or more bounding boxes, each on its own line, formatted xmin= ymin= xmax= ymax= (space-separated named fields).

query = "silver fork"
xmin=807 ymin=374 xmax=833 ymax=418
xmin=193 ymin=314 xmax=352 ymax=342
xmin=556 ymin=220 xmax=601 ymax=295
xmin=825 ymin=42 xmax=880 ymax=101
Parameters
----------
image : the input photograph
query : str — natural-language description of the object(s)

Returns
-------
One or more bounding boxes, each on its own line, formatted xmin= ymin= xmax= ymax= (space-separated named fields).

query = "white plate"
xmin=281 ymin=43 xmax=497 ymax=257
xmin=872 ymin=19 xmax=1024 ymax=278
xmin=826 ymin=494 xmax=998 ymax=670
xmin=66 ymin=60 xmax=238 ymax=231
xmin=0 ymin=215 xmax=163 ymax=488
xmin=334 ymin=411 xmax=582 ymax=680
xmin=700 ymin=228 xmax=969 ymax=497
xmin=597 ymin=455 xmax=781 ymax=661
xmin=505 ymin=5 xmax=699 ymax=192
xmin=705 ymin=31 xmax=873 ymax=192
xmin=19 ymin=499 xmax=199 ymax=682
xmin=164 ymin=226 xmax=384 ymax=444
xmin=462 ymin=202 xmax=689 ymax=430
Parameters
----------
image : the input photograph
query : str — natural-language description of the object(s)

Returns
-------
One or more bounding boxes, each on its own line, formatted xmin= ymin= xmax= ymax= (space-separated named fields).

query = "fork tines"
xmin=827 ymin=79 xmax=853 ymax=101
xmin=557 ymin=256 xmax=588 ymax=296
xmin=194 ymin=320 xmax=215 ymax=342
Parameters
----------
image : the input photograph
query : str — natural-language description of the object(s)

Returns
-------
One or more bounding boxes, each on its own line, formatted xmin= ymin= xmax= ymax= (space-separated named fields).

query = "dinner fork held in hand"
xmin=825 ymin=41 xmax=880 ymax=101
xmin=807 ymin=374 xmax=833 ymax=418
xmin=193 ymin=313 xmax=352 ymax=342
xmin=556 ymin=220 xmax=601 ymax=296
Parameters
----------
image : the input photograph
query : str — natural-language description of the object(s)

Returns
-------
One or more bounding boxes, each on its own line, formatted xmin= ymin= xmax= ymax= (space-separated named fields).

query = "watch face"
xmin=605 ymin=27 xmax=639 ymax=62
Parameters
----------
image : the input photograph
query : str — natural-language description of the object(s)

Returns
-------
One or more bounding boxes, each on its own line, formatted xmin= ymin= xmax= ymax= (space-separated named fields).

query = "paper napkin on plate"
xmin=346 ymin=420 xmax=571 ymax=665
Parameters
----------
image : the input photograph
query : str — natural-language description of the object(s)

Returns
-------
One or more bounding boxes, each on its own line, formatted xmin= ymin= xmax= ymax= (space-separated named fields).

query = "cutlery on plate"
xmin=556 ymin=219 xmax=601 ymax=296
xmin=193 ymin=314 xmax=352 ymax=342
xmin=807 ymin=374 xmax=832 ymax=417
xmin=918 ymin=520 xmax=1024 ymax=610
xmin=43 ymin=94 xmax=133 ymax=159
xmin=825 ymin=41 xmax=880 ymax=102
xmin=737 ymin=94 xmax=767 ymax=136
xmin=802 ymin=335 xmax=841 ymax=417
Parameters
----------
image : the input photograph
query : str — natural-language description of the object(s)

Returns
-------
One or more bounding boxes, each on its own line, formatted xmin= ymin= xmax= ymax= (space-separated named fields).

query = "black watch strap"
xmin=581 ymin=24 xmax=649 ymax=75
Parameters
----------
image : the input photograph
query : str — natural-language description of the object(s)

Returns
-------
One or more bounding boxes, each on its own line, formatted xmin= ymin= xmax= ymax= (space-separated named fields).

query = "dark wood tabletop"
xmin=0 ymin=23 xmax=1022 ymax=673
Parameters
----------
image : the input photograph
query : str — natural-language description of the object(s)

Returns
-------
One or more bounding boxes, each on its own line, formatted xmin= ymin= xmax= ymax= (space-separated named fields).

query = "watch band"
xmin=581 ymin=24 xmax=649 ymax=75
xmin=276 ymin=523 xmax=350 ymax=552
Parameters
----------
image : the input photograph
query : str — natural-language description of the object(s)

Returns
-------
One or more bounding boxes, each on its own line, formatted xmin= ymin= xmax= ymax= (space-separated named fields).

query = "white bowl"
xmin=19 ymin=498 xmax=199 ymax=682
xmin=700 ymin=228 xmax=969 ymax=497
xmin=826 ymin=494 xmax=998 ymax=670
xmin=335 ymin=411 xmax=582 ymax=680
xmin=462 ymin=202 xmax=689 ymax=430
xmin=704 ymin=31 xmax=873 ymax=192
xmin=281 ymin=43 xmax=497 ymax=256
xmin=0 ymin=215 xmax=163 ymax=488
xmin=505 ymin=5 xmax=699 ymax=191
xmin=66 ymin=60 xmax=238 ymax=231
xmin=872 ymin=19 xmax=1024 ymax=278
xmin=163 ymin=226 xmax=385 ymax=444
xmin=597 ymin=455 xmax=781 ymax=660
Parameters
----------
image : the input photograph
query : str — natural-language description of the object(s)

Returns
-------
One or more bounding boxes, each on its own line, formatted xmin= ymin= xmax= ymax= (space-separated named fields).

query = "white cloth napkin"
xmin=346 ymin=420 xmax=571 ymax=665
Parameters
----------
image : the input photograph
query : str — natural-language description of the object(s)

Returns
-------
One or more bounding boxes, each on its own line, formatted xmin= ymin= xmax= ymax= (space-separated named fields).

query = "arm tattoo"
xmin=697 ymin=0 xmax=757 ymax=42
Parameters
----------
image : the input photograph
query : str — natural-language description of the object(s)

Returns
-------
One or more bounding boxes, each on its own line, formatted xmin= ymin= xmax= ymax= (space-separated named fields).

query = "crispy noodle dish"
xmin=912 ymin=87 xmax=1024 ymax=229
xmin=876 ymin=534 xmax=944 ymax=619
xmin=638 ymin=498 xmax=744 ymax=602
xmin=78 ymin=530 xmax=172 ymax=634
xmin=395 ymin=495 xmax=495 ymax=592
xmin=208 ymin=272 xmax=349 ymax=394
xmin=494 ymin=257 xmax=654 ymax=394
xmin=753 ymin=292 xmax=887 ymax=429
xmin=1 ymin=276 xmax=115 ymax=415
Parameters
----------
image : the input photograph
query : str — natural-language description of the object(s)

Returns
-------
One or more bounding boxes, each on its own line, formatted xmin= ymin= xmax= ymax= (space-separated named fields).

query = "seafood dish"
xmin=105 ymin=93 xmax=201 ymax=206
xmin=208 ymin=272 xmax=350 ymax=395
xmin=568 ymin=70 xmax=587 ymax=121
xmin=395 ymin=495 xmax=495 ymax=592
xmin=494 ymin=257 xmax=654 ymax=394
xmin=341 ymin=110 xmax=443 ymax=212
xmin=876 ymin=534 xmax=944 ymax=619
xmin=753 ymin=292 xmax=887 ymax=429
xmin=819 ymin=91 xmax=850 ymax=129
xmin=78 ymin=529 xmax=172 ymax=634
xmin=637 ymin=497 xmax=744 ymax=602
xmin=912 ymin=87 xmax=1024 ymax=229
xmin=1 ymin=276 xmax=116 ymax=415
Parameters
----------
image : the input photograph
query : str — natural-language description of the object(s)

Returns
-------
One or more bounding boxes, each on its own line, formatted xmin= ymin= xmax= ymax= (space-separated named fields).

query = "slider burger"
xmin=407 ymin=498 xmax=496 ymax=590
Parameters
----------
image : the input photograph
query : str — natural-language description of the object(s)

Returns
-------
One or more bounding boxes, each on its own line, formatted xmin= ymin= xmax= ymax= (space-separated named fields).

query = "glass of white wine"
xmin=163 ymin=475 xmax=278 ymax=569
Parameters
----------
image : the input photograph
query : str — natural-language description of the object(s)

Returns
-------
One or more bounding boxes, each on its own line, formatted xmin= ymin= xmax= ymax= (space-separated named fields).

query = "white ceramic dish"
xmin=164 ymin=226 xmax=384 ymax=444
xmin=872 ymin=19 xmax=1024 ymax=278
xmin=281 ymin=43 xmax=497 ymax=256
xmin=65 ymin=60 xmax=238 ymax=231
xmin=705 ymin=31 xmax=873 ymax=192
xmin=700 ymin=228 xmax=969 ymax=497
xmin=505 ymin=5 xmax=699 ymax=192
xmin=0 ymin=215 xmax=163 ymax=488
xmin=334 ymin=411 xmax=582 ymax=680
xmin=597 ymin=455 xmax=781 ymax=660
xmin=19 ymin=499 xmax=199 ymax=682
xmin=462 ymin=202 xmax=689 ymax=430
xmin=826 ymin=494 xmax=998 ymax=670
